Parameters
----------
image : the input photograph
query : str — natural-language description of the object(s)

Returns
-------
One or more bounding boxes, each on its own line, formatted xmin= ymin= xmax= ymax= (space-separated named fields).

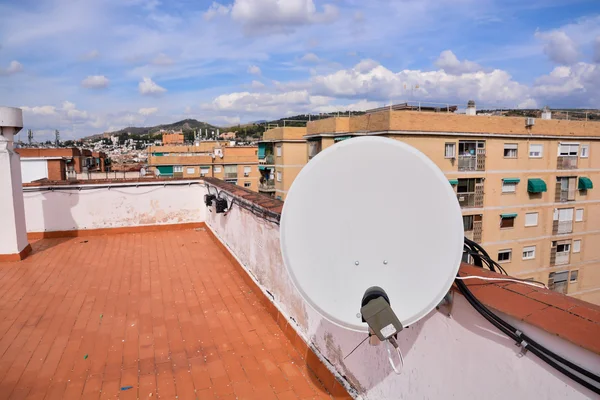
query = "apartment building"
xmin=258 ymin=127 xmax=308 ymax=200
xmin=16 ymin=147 xmax=107 ymax=182
xmin=147 ymin=142 xmax=260 ymax=190
xmin=162 ymin=131 xmax=184 ymax=144
xmin=288 ymin=106 xmax=600 ymax=304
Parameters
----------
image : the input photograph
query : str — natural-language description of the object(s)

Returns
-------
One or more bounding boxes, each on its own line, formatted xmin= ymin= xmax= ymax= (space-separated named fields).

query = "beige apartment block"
xmin=148 ymin=142 xmax=260 ymax=191
xmin=258 ymin=127 xmax=308 ymax=200
xmin=292 ymin=107 xmax=600 ymax=304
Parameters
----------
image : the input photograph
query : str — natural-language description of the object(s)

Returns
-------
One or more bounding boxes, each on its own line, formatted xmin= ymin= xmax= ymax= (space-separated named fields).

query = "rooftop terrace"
xmin=0 ymin=172 xmax=599 ymax=398
xmin=0 ymin=228 xmax=341 ymax=399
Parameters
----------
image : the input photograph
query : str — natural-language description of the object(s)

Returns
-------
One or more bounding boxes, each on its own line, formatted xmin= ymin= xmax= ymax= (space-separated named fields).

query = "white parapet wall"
xmin=205 ymin=187 xmax=600 ymax=400
xmin=23 ymin=180 xmax=207 ymax=233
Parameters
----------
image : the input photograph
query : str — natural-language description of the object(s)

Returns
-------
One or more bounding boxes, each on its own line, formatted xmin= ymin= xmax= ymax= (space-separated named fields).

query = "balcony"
xmin=224 ymin=172 xmax=238 ymax=179
xmin=457 ymin=192 xmax=483 ymax=208
xmin=553 ymin=220 xmax=573 ymax=235
xmin=259 ymin=179 xmax=276 ymax=192
xmin=458 ymin=154 xmax=485 ymax=171
xmin=557 ymin=155 xmax=578 ymax=170
xmin=1 ymin=177 xmax=598 ymax=399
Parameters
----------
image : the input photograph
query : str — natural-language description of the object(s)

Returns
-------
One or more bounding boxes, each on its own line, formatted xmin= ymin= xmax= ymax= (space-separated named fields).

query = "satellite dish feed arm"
xmin=360 ymin=287 xmax=403 ymax=341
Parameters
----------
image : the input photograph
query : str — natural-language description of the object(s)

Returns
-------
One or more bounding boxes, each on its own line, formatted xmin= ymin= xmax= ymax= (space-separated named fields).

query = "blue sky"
xmin=0 ymin=0 xmax=599 ymax=140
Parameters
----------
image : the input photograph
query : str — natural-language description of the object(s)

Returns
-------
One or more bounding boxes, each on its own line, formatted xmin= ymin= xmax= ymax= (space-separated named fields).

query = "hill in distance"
xmin=83 ymin=119 xmax=221 ymax=141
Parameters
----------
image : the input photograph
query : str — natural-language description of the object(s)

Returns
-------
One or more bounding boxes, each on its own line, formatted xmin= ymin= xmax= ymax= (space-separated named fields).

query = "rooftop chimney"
xmin=466 ymin=100 xmax=476 ymax=116
xmin=0 ymin=107 xmax=31 ymax=261
xmin=541 ymin=106 xmax=552 ymax=120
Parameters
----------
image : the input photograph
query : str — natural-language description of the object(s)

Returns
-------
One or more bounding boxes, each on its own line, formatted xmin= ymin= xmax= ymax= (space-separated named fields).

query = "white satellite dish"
xmin=280 ymin=137 xmax=464 ymax=332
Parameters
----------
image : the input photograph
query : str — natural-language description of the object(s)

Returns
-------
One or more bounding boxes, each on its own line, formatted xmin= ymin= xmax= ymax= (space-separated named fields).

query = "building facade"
xmin=16 ymin=147 xmax=107 ymax=182
xmin=273 ymin=108 xmax=600 ymax=304
xmin=162 ymin=131 xmax=184 ymax=145
xmin=258 ymin=127 xmax=308 ymax=200
xmin=147 ymin=142 xmax=260 ymax=190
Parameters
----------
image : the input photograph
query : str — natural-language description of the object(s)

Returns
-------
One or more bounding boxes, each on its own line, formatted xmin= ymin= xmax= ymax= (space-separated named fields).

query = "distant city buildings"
xmin=16 ymin=147 xmax=107 ymax=182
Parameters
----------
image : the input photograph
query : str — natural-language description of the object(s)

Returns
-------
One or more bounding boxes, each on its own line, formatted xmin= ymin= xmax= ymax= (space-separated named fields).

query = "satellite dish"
xmin=280 ymin=137 xmax=463 ymax=332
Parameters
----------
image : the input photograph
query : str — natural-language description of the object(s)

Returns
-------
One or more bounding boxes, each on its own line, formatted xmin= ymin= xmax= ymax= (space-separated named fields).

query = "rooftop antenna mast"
xmin=54 ymin=129 xmax=60 ymax=147
xmin=28 ymin=129 xmax=33 ymax=145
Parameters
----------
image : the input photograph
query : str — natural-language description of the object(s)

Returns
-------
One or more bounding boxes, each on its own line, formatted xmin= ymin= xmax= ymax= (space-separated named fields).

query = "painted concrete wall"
xmin=206 ymin=198 xmax=600 ymax=399
xmin=23 ymin=182 xmax=206 ymax=233
xmin=21 ymin=159 xmax=49 ymax=183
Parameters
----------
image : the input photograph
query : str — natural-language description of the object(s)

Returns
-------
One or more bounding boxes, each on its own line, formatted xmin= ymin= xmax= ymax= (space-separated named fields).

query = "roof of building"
xmin=0 ymin=228 xmax=341 ymax=398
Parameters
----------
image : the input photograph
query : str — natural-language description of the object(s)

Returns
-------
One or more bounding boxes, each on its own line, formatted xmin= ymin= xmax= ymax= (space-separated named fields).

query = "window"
xmin=276 ymin=171 xmax=282 ymax=182
xmin=243 ymin=166 xmax=251 ymax=176
xmin=522 ymin=246 xmax=536 ymax=260
xmin=214 ymin=166 xmax=222 ymax=173
xmin=570 ymin=270 xmax=579 ymax=282
xmin=200 ymin=167 xmax=210 ymax=176
xmin=498 ymin=249 xmax=512 ymax=263
xmin=186 ymin=167 xmax=195 ymax=174
xmin=573 ymin=239 xmax=581 ymax=253
xmin=529 ymin=144 xmax=543 ymax=158
xmin=556 ymin=177 xmax=577 ymax=202
xmin=276 ymin=146 xmax=282 ymax=157
xmin=244 ymin=182 xmax=251 ymax=188
xmin=276 ymin=195 xmax=282 ymax=200
xmin=444 ymin=143 xmax=456 ymax=158
xmin=556 ymin=243 xmax=571 ymax=253
xmin=580 ymin=144 xmax=589 ymax=158
xmin=502 ymin=181 xmax=517 ymax=193
xmin=500 ymin=216 xmax=515 ymax=228
xmin=575 ymin=208 xmax=584 ymax=222
xmin=504 ymin=143 xmax=518 ymax=158
xmin=174 ymin=165 xmax=183 ymax=173
xmin=525 ymin=212 xmax=538 ymax=227
xmin=558 ymin=143 xmax=579 ymax=156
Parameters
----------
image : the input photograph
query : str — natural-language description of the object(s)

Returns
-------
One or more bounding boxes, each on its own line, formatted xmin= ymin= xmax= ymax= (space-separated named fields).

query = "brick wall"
xmin=46 ymin=159 xmax=66 ymax=180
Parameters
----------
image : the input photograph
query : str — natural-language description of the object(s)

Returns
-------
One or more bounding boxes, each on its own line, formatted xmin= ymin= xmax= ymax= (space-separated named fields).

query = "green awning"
xmin=152 ymin=152 xmax=164 ymax=156
xmin=500 ymin=213 xmax=517 ymax=218
xmin=258 ymin=165 xmax=266 ymax=171
xmin=258 ymin=143 xmax=266 ymax=158
xmin=448 ymin=179 xmax=458 ymax=185
xmin=502 ymin=178 xmax=520 ymax=183
xmin=334 ymin=136 xmax=352 ymax=142
xmin=156 ymin=166 xmax=173 ymax=175
xmin=527 ymin=178 xmax=547 ymax=193
xmin=579 ymin=177 xmax=593 ymax=190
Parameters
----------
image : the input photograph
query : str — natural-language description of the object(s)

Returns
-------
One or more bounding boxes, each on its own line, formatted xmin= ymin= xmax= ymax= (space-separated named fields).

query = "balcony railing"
xmin=553 ymin=220 xmax=573 ymax=235
xmin=259 ymin=179 xmax=276 ymax=192
xmin=458 ymin=155 xmax=485 ymax=171
xmin=457 ymin=192 xmax=483 ymax=208
xmin=224 ymin=172 xmax=238 ymax=179
xmin=557 ymin=156 xmax=578 ymax=170
xmin=260 ymin=155 xmax=275 ymax=164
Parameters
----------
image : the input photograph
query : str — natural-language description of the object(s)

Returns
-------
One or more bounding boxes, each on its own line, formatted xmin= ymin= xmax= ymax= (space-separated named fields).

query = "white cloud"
xmin=138 ymin=107 xmax=159 ymax=116
xmin=82 ymin=49 xmax=100 ymax=60
xmin=435 ymin=50 xmax=483 ymax=75
xmin=81 ymin=75 xmax=110 ymax=89
xmin=62 ymin=101 xmax=89 ymax=120
xmin=247 ymin=65 xmax=261 ymax=75
xmin=250 ymin=80 xmax=265 ymax=89
xmin=532 ymin=62 xmax=599 ymax=106
xmin=203 ymin=1 xmax=232 ymax=20
xmin=138 ymin=77 xmax=167 ymax=95
xmin=20 ymin=105 xmax=57 ymax=116
xmin=0 ymin=60 xmax=23 ymax=75
xmin=300 ymin=53 xmax=320 ymax=63
xmin=535 ymin=30 xmax=579 ymax=65
xmin=207 ymin=0 xmax=338 ymax=34
xmin=151 ymin=53 xmax=174 ymax=66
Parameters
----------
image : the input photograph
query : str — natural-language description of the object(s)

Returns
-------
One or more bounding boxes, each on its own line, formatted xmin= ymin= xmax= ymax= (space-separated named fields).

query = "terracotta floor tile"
xmin=0 ymin=230 xmax=334 ymax=399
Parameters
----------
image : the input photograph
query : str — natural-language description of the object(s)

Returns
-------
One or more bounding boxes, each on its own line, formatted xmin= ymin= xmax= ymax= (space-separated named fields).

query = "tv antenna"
xmin=55 ymin=129 xmax=60 ymax=147
xmin=28 ymin=129 xmax=33 ymax=145
xmin=280 ymin=137 xmax=463 ymax=373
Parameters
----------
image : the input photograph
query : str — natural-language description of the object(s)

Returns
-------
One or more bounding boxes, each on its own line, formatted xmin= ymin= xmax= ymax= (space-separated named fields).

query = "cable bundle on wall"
xmin=460 ymin=237 xmax=600 ymax=395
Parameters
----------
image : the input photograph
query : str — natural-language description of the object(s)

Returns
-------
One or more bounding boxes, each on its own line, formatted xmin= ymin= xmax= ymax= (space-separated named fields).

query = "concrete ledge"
xmin=27 ymin=222 xmax=206 ymax=240
xmin=0 ymin=244 xmax=32 ymax=262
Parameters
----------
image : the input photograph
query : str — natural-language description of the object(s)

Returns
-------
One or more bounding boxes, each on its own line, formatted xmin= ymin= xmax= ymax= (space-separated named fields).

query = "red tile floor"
xmin=0 ymin=229 xmax=333 ymax=399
